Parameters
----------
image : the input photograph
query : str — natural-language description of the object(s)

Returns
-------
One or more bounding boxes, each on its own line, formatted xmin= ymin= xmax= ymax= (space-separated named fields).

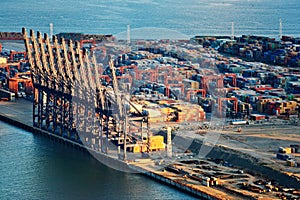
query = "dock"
xmin=0 ymin=98 xmax=32 ymax=126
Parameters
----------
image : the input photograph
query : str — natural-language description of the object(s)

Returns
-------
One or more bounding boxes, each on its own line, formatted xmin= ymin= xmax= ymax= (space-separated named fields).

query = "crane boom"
xmin=109 ymin=58 xmax=123 ymax=120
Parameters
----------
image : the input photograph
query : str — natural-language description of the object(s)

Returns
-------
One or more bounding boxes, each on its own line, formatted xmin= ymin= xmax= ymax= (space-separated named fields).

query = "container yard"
xmin=1 ymin=29 xmax=300 ymax=199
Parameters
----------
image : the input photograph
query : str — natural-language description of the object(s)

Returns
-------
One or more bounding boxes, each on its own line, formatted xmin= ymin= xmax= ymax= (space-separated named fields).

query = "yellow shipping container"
xmin=0 ymin=57 xmax=7 ymax=64
xmin=149 ymin=136 xmax=165 ymax=151
xmin=284 ymin=148 xmax=292 ymax=154
xmin=191 ymin=82 xmax=199 ymax=89
xmin=161 ymin=107 xmax=173 ymax=114
xmin=132 ymin=145 xmax=147 ymax=153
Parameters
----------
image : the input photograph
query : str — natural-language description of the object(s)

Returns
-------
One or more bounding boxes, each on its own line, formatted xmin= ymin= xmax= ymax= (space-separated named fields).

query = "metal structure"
xmin=9 ymin=51 xmax=27 ymax=62
xmin=127 ymin=24 xmax=131 ymax=47
xmin=49 ymin=23 xmax=53 ymax=40
xmin=231 ymin=22 xmax=235 ymax=40
xmin=223 ymin=73 xmax=237 ymax=87
xmin=279 ymin=18 xmax=283 ymax=40
xmin=79 ymin=39 xmax=96 ymax=48
xmin=165 ymin=83 xmax=184 ymax=98
xmin=119 ymin=65 xmax=138 ymax=79
xmin=217 ymin=97 xmax=238 ymax=117
xmin=186 ymin=89 xmax=206 ymax=102
xmin=136 ymin=69 xmax=157 ymax=82
xmin=22 ymin=28 xmax=150 ymax=160
xmin=200 ymin=75 xmax=224 ymax=90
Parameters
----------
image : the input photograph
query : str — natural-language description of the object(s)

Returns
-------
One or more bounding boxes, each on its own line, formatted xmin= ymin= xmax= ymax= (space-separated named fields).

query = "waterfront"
xmin=0 ymin=121 xmax=196 ymax=200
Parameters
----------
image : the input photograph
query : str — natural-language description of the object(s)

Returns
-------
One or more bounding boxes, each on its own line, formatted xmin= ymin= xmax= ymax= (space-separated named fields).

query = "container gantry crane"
xmin=165 ymin=83 xmax=185 ymax=99
xmin=136 ymin=69 xmax=157 ymax=82
xmin=9 ymin=51 xmax=27 ymax=62
xmin=224 ymin=73 xmax=237 ymax=87
xmin=79 ymin=39 xmax=96 ymax=49
xmin=119 ymin=65 xmax=138 ymax=75
xmin=217 ymin=97 xmax=238 ymax=117
xmin=186 ymin=89 xmax=206 ymax=102
xmin=23 ymin=28 xmax=155 ymax=161
xmin=200 ymin=75 xmax=224 ymax=90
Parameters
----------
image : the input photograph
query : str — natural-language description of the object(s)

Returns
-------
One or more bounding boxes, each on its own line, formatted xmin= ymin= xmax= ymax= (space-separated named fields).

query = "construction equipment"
xmin=109 ymin=57 xmax=128 ymax=158
xmin=157 ymin=66 xmax=173 ymax=84
xmin=157 ymin=73 xmax=167 ymax=85
xmin=110 ymin=58 xmax=155 ymax=156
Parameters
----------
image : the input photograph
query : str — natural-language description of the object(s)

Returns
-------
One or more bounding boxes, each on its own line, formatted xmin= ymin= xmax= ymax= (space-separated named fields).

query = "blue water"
xmin=0 ymin=121 xmax=196 ymax=200
xmin=0 ymin=0 xmax=299 ymax=38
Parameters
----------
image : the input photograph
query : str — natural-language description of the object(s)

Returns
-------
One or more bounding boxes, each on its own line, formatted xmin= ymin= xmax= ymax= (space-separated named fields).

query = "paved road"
xmin=0 ymin=98 xmax=33 ymax=126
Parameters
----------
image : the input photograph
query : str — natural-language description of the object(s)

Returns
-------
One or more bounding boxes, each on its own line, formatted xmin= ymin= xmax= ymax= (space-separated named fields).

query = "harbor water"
xmin=0 ymin=121 xmax=196 ymax=200
xmin=0 ymin=0 xmax=299 ymax=38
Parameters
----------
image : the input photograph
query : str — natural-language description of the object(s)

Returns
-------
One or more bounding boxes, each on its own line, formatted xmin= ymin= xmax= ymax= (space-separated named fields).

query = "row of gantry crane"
xmin=21 ymin=28 xmax=170 ymax=159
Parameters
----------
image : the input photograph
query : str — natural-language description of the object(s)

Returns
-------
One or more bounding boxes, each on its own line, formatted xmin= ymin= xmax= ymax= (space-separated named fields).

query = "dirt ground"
xmin=155 ymin=122 xmax=300 ymax=188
